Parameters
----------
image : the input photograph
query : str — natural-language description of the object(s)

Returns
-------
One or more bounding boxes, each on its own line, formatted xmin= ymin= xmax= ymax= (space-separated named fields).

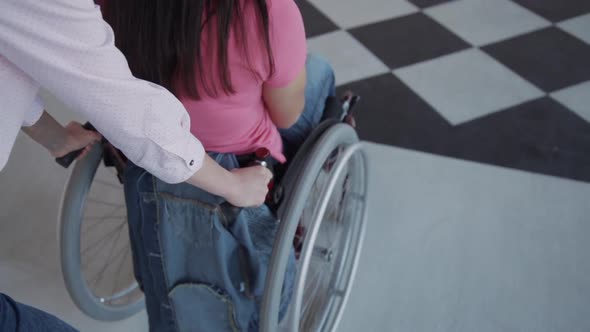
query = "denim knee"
xmin=306 ymin=53 xmax=336 ymax=96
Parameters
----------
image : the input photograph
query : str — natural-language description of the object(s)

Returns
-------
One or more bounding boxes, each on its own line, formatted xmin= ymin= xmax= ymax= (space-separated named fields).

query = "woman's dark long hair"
xmin=102 ymin=0 xmax=274 ymax=99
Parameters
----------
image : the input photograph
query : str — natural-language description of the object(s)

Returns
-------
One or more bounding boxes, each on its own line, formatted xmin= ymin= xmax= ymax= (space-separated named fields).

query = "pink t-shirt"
xmin=176 ymin=0 xmax=307 ymax=163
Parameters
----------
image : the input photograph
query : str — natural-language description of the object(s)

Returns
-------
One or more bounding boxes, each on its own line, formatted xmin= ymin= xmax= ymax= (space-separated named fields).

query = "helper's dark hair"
xmin=102 ymin=0 xmax=275 ymax=99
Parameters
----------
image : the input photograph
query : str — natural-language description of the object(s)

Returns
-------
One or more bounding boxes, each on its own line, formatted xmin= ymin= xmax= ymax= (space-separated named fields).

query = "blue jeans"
xmin=123 ymin=54 xmax=335 ymax=332
xmin=0 ymin=293 xmax=78 ymax=332
xmin=280 ymin=55 xmax=337 ymax=161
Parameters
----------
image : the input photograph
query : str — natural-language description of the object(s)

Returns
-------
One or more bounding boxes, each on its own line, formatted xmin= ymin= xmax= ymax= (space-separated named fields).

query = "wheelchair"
xmin=57 ymin=92 xmax=369 ymax=332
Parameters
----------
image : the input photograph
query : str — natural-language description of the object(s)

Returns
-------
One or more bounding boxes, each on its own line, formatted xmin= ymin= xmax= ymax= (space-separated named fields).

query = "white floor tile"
xmin=394 ymin=48 xmax=544 ymax=125
xmin=308 ymin=0 xmax=418 ymax=29
xmin=426 ymin=0 xmax=550 ymax=46
xmin=551 ymin=80 xmax=590 ymax=123
xmin=307 ymin=31 xmax=390 ymax=85
xmin=558 ymin=13 xmax=590 ymax=45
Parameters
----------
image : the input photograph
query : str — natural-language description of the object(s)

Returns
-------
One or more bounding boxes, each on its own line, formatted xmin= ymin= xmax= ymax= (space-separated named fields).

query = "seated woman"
xmin=101 ymin=0 xmax=335 ymax=330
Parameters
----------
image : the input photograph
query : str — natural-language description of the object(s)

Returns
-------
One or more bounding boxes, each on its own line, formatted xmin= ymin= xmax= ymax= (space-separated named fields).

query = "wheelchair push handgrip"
xmin=55 ymin=122 xmax=98 ymax=169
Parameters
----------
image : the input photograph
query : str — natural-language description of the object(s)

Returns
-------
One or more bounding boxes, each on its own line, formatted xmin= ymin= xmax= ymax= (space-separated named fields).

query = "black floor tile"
xmin=349 ymin=13 xmax=470 ymax=69
xmin=296 ymin=1 xmax=340 ymax=38
xmin=451 ymin=98 xmax=590 ymax=182
xmin=511 ymin=0 xmax=590 ymax=22
xmin=336 ymin=73 xmax=453 ymax=153
xmin=408 ymin=0 xmax=457 ymax=9
xmin=483 ymin=27 xmax=590 ymax=92
xmin=337 ymin=73 xmax=590 ymax=182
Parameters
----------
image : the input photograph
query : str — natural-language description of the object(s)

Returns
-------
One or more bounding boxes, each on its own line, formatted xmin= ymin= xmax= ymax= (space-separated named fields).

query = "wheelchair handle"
xmin=55 ymin=122 xmax=97 ymax=169
xmin=341 ymin=94 xmax=360 ymax=119
xmin=253 ymin=147 xmax=271 ymax=168
xmin=221 ymin=147 xmax=272 ymax=205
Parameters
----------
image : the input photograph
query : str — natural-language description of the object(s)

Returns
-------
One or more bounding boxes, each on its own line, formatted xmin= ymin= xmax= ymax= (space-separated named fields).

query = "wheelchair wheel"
xmin=261 ymin=124 xmax=369 ymax=332
xmin=58 ymin=143 xmax=144 ymax=321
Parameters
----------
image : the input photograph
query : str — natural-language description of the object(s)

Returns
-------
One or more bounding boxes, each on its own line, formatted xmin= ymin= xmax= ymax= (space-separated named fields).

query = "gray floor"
xmin=339 ymin=144 xmax=590 ymax=332
xmin=1 ymin=95 xmax=589 ymax=331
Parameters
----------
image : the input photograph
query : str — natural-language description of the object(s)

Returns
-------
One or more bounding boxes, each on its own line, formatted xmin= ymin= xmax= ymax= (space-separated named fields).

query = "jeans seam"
xmin=216 ymin=206 xmax=251 ymax=329
xmin=151 ymin=175 xmax=181 ymax=332
xmin=207 ymin=286 xmax=240 ymax=332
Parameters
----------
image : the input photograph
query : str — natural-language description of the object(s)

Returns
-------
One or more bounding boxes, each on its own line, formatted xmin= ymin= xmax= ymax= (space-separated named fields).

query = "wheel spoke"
xmin=110 ymin=244 xmax=131 ymax=302
xmin=297 ymin=153 xmax=362 ymax=331
xmin=88 ymin=244 xmax=128 ymax=291
xmin=82 ymin=204 xmax=125 ymax=234
xmin=83 ymin=204 xmax=125 ymax=221
xmin=84 ymin=215 xmax=127 ymax=221
xmin=89 ymin=226 xmax=125 ymax=290
xmin=81 ymin=222 xmax=126 ymax=258
xmin=86 ymin=198 xmax=124 ymax=208
xmin=81 ymin=223 xmax=127 ymax=272
xmin=301 ymin=265 xmax=328 ymax=329
xmin=82 ymin=239 xmax=112 ymax=271
xmin=82 ymin=216 xmax=126 ymax=236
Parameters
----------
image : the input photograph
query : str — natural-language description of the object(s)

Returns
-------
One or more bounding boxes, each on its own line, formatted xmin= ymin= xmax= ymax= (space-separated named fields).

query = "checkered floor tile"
xmin=299 ymin=0 xmax=590 ymax=182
